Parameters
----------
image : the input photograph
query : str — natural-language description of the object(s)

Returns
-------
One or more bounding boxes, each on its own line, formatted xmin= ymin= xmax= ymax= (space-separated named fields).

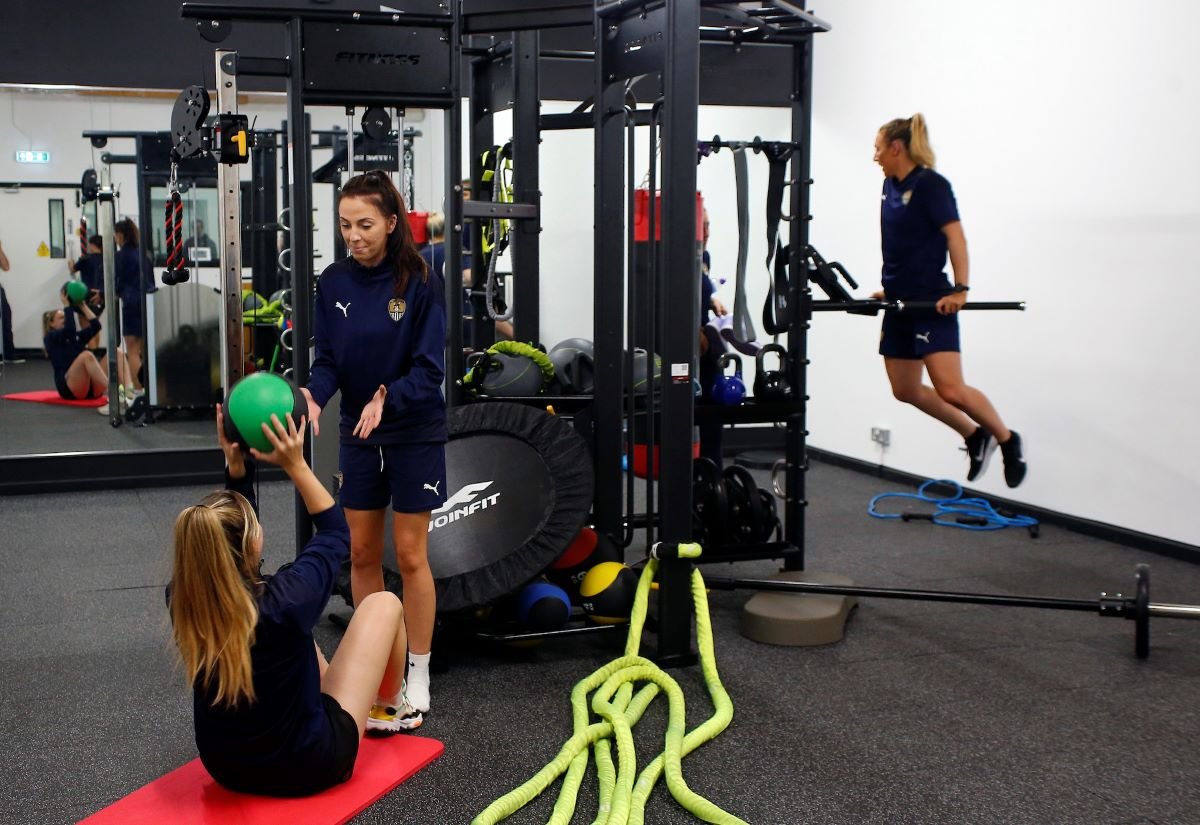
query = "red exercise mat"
xmin=2 ymin=389 xmax=106 ymax=408
xmin=78 ymin=734 xmax=443 ymax=825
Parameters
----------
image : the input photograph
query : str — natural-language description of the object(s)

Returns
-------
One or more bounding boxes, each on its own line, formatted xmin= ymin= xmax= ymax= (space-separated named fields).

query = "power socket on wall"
xmin=871 ymin=427 xmax=891 ymax=448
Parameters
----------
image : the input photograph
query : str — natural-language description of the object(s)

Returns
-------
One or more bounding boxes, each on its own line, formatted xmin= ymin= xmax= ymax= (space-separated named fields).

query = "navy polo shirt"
xmin=880 ymin=167 xmax=959 ymax=300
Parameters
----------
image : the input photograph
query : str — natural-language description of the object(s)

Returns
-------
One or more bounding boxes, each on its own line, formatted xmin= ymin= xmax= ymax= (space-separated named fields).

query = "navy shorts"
xmin=879 ymin=308 xmax=960 ymax=359
xmin=205 ymin=693 xmax=359 ymax=798
xmin=339 ymin=441 xmax=448 ymax=513
xmin=121 ymin=297 xmax=144 ymax=337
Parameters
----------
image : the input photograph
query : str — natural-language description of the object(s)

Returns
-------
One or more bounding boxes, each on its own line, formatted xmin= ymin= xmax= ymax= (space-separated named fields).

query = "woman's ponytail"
xmin=879 ymin=113 xmax=937 ymax=169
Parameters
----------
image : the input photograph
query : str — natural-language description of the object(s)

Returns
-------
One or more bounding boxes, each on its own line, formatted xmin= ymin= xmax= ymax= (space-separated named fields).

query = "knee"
xmin=393 ymin=543 xmax=429 ymax=577
xmin=359 ymin=590 xmax=403 ymax=621
xmin=935 ymin=385 xmax=967 ymax=408
xmin=892 ymin=385 xmax=921 ymax=405
xmin=350 ymin=540 xmax=384 ymax=568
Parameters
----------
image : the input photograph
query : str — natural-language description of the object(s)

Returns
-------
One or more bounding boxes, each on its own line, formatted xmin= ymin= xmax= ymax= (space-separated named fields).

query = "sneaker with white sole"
xmin=961 ymin=426 xmax=995 ymax=482
xmin=366 ymin=695 xmax=423 ymax=735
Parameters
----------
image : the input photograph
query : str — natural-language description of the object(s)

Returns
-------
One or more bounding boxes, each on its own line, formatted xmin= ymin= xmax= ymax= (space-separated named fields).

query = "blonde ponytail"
xmin=169 ymin=491 xmax=263 ymax=708
xmin=879 ymin=113 xmax=937 ymax=169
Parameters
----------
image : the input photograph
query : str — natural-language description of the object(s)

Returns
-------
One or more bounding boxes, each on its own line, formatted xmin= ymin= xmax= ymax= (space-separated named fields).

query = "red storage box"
xmin=633 ymin=190 xmax=704 ymax=243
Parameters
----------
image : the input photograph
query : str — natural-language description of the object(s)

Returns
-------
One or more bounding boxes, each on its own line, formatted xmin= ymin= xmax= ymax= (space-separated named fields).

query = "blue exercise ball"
xmin=515 ymin=580 xmax=572 ymax=632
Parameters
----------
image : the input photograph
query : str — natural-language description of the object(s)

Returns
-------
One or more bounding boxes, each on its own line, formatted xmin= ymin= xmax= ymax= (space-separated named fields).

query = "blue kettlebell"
xmin=712 ymin=353 xmax=746 ymax=405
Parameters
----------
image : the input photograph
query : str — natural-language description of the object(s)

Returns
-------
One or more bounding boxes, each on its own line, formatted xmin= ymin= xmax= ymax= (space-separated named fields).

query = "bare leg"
xmin=65 ymin=352 xmax=106 ymax=398
xmin=123 ymin=334 xmax=143 ymax=390
xmin=923 ymin=352 xmax=1011 ymax=443
xmin=345 ymin=507 xmax=387 ymax=607
xmin=392 ymin=511 xmax=434 ymax=653
xmin=321 ymin=591 xmax=409 ymax=738
xmin=884 ymin=356 xmax=977 ymax=438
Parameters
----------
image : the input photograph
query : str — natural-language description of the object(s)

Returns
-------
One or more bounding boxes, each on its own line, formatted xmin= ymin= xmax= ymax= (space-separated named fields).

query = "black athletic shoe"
xmin=962 ymin=426 xmax=995 ymax=482
xmin=999 ymin=431 xmax=1026 ymax=488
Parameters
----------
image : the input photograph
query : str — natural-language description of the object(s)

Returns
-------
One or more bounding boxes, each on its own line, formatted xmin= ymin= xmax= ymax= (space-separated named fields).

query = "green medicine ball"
xmin=64 ymin=281 xmax=88 ymax=305
xmin=223 ymin=372 xmax=307 ymax=453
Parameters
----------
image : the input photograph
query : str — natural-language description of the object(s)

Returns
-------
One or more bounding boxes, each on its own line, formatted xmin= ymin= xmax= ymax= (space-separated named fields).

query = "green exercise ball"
xmin=223 ymin=372 xmax=307 ymax=453
xmin=64 ymin=281 xmax=88 ymax=305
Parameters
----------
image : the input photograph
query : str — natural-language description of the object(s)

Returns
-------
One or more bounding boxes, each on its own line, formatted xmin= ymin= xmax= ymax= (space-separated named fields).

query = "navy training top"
xmin=182 ymin=464 xmax=351 ymax=791
xmin=307 ymin=256 xmax=448 ymax=445
xmin=74 ymin=254 xmax=104 ymax=293
xmin=115 ymin=244 xmax=151 ymax=302
xmin=880 ymin=167 xmax=960 ymax=300
xmin=420 ymin=242 xmax=445 ymax=280
xmin=43 ymin=309 xmax=100 ymax=377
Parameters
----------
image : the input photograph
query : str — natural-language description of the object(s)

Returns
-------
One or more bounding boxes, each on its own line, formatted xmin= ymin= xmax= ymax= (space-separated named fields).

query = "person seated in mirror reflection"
xmin=42 ymin=288 xmax=113 ymax=403
xmin=183 ymin=218 xmax=219 ymax=264
xmin=696 ymin=208 xmax=729 ymax=466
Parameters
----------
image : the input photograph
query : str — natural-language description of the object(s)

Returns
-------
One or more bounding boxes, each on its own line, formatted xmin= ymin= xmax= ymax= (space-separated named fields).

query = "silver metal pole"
xmin=346 ymin=107 xmax=355 ymax=178
xmin=1149 ymin=603 xmax=1200 ymax=620
xmin=97 ymin=165 xmax=122 ymax=422
xmin=215 ymin=49 xmax=245 ymax=392
xmin=395 ymin=107 xmax=405 ymax=198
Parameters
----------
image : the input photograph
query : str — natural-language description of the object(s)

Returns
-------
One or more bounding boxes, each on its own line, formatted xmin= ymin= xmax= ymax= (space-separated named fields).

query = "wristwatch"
xmin=952 ymin=284 xmax=970 ymax=294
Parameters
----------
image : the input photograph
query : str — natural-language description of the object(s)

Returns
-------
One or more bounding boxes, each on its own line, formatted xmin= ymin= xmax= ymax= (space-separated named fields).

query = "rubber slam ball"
xmin=579 ymin=562 xmax=638 ymax=625
xmin=223 ymin=372 xmax=307 ymax=452
xmin=515 ymin=580 xmax=572 ymax=632
xmin=549 ymin=527 xmax=621 ymax=593
xmin=64 ymin=281 xmax=88 ymax=304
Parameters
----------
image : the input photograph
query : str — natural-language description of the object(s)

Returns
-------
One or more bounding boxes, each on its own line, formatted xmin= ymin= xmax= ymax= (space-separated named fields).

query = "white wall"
xmin=800 ymin=1 xmax=1200 ymax=544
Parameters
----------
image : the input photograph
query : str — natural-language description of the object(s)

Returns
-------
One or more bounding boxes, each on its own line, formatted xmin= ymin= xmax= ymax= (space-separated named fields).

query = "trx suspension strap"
xmin=480 ymin=142 xmax=514 ymax=322
xmin=728 ymin=147 xmax=757 ymax=345
xmin=761 ymin=142 xmax=794 ymax=335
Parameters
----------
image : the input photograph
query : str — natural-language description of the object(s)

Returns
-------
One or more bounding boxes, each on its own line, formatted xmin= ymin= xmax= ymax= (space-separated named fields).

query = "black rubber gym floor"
xmin=1 ymin=457 xmax=1196 ymax=824
xmin=0 ymin=359 xmax=212 ymax=456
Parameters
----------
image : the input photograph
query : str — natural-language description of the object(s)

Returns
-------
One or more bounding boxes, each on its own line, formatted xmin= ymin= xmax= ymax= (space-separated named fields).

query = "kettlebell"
xmin=712 ymin=353 xmax=746 ymax=405
xmin=754 ymin=343 xmax=792 ymax=402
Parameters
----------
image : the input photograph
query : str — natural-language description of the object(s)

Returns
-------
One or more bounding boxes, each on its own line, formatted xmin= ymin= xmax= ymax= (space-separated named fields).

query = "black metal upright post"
xmin=445 ymin=6 xmax=464 ymax=406
xmin=288 ymin=17 xmax=315 ymax=549
xmin=592 ymin=34 xmax=627 ymax=545
xmin=467 ymin=44 xmax=497 ymax=354
xmin=784 ymin=31 xmax=815 ymax=573
xmin=654 ymin=0 xmax=701 ymax=666
xmin=510 ymin=29 xmax=541 ymax=344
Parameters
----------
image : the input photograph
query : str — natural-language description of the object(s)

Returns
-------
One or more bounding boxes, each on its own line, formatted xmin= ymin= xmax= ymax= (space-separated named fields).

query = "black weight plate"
xmin=1135 ymin=564 xmax=1150 ymax=659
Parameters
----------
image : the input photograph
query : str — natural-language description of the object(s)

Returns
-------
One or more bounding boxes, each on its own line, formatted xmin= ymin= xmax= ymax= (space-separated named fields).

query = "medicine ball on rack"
xmin=514 ymin=579 xmax=572 ymax=632
xmin=548 ymin=526 xmax=620 ymax=594
xmin=754 ymin=343 xmax=792 ymax=402
xmin=548 ymin=338 xmax=595 ymax=395
xmin=579 ymin=561 xmax=638 ymax=625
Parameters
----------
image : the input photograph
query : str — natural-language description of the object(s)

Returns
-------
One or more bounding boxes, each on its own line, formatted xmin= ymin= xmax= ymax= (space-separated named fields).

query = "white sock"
xmin=406 ymin=652 xmax=431 ymax=712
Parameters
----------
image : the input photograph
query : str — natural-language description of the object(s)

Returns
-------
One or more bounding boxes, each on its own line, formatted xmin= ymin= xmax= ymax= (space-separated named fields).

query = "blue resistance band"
xmin=869 ymin=479 xmax=1039 ymax=532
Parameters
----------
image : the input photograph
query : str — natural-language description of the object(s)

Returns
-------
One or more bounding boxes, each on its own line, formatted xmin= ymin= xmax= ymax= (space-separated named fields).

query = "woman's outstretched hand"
xmin=251 ymin=412 xmax=309 ymax=477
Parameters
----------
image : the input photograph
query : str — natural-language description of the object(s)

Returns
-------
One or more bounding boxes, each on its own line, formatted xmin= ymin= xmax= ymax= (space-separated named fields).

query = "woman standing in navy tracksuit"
xmin=114 ymin=218 xmax=150 ymax=395
xmin=302 ymin=171 xmax=447 ymax=718
xmin=872 ymin=113 xmax=1025 ymax=488
xmin=169 ymin=411 xmax=421 ymax=798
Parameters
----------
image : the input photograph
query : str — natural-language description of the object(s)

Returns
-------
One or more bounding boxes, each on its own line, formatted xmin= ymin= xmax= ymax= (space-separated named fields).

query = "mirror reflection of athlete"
xmin=872 ymin=114 xmax=1025 ymax=488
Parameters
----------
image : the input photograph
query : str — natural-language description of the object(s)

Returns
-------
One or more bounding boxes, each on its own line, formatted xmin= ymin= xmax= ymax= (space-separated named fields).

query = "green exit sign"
xmin=15 ymin=150 xmax=50 ymax=164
